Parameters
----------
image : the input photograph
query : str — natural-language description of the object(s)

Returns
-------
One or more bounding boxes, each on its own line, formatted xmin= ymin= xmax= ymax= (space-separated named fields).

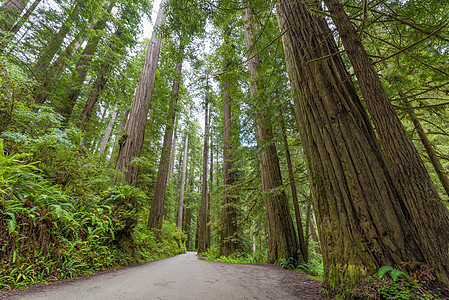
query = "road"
xmin=1 ymin=252 xmax=326 ymax=300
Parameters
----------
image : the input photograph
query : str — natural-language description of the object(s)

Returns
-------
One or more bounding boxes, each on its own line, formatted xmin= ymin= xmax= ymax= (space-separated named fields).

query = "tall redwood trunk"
xmin=277 ymin=0 xmax=426 ymax=291
xmin=206 ymin=132 xmax=213 ymax=250
xmin=148 ymin=57 xmax=183 ymax=230
xmin=279 ymin=108 xmax=307 ymax=262
xmin=115 ymin=0 xmax=167 ymax=185
xmin=324 ymin=0 xmax=449 ymax=285
xmin=243 ymin=2 xmax=299 ymax=264
xmin=177 ymin=123 xmax=189 ymax=227
xmin=220 ymin=26 xmax=239 ymax=256
xmin=197 ymin=96 xmax=209 ymax=253
xmin=98 ymin=103 xmax=118 ymax=154
xmin=168 ymin=121 xmax=177 ymax=180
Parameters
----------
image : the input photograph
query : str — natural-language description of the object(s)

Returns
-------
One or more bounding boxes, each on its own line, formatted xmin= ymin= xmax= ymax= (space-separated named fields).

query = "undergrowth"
xmin=0 ymin=138 xmax=186 ymax=291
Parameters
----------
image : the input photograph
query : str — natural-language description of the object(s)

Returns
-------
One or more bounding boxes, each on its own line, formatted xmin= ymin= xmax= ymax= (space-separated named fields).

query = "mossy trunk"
xmin=324 ymin=0 xmax=449 ymax=285
xmin=277 ymin=0 xmax=426 ymax=293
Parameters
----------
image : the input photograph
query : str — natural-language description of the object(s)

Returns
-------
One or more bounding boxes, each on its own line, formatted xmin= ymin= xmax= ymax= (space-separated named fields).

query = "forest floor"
xmin=0 ymin=251 xmax=329 ymax=299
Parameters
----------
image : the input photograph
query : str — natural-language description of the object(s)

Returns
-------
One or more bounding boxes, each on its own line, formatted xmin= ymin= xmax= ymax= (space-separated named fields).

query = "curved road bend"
xmin=1 ymin=252 xmax=326 ymax=300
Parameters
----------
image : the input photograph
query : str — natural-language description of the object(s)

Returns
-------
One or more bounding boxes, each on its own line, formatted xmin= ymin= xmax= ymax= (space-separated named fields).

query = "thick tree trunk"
xmin=197 ymin=96 xmax=209 ymax=254
xmin=243 ymin=2 xmax=299 ymax=265
xmin=324 ymin=0 xmax=449 ymax=285
xmin=277 ymin=0 xmax=426 ymax=291
xmin=148 ymin=57 xmax=183 ymax=230
xmin=115 ymin=0 xmax=167 ymax=185
xmin=177 ymin=123 xmax=189 ymax=227
xmin=98 ymin=103 xmax=118 ymax=154
xmin=279 ymin=109 xmax=308 ymax=263
xmin=78 ymin=26 xmax=124 ymax=129
xmin=220 ymin=27 xmax=239 ymax=257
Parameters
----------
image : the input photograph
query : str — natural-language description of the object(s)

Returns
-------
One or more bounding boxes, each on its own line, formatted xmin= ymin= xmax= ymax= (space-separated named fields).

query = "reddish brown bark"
xmin=148 ymin=58 xmax=183 ymax=230
xmin=324 ymin=0 xmax=449 ymax=285
xmin=243 ymin=3 xmax=299 ymax=265
xmin=115 ymin=0 xmax=167 ymax=185
xmin=197 ymin=96 xmax=209 ymax=253
xmin=277 ymin=0 xmax=425 ymax=291
xmin=177 ymin=123 xmax=189 ymax=227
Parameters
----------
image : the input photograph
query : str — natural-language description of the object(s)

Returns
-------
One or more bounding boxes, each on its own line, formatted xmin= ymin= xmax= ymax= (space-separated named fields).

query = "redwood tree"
xmin=277 ymin=0 xmax=426 ymax=291
xmin=243 ymin=2 xmax=299 ymax=265
xmin=323 ymin=0 xmax=449 ymax=284
xmin=148 ymin=53 xmax=184 ymax=230
xmin=115 ymin=0 xmax=167 ymax=185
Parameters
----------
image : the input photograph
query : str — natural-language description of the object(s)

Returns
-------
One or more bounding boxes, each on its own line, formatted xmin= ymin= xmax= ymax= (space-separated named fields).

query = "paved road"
xmin=1 ymin=252 xmax=325 ymax=300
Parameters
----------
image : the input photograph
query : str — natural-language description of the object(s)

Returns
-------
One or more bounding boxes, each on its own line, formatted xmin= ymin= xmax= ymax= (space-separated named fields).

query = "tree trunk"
xmin=324 ymin=0 xmax=449 ymax=285
xmin=220 ymin=26 xmax=239 ymax=257
xmin=197 ymin=95 xmax=209 ymax=254
xmin=177 ymin=123 xmax=189 ymax=227
xmin=148 ymin=56 xmax=183 ymax=230
xmin=34 ymin=31 xmax=85 ymax=104
xmin=58 ymin=3 xmax=113 ymax=123
xmin=98 ymin=103 xmax=118 ymax=154
xmin=279 ymin=108 xmax=308 ymax=263
xmin=168 ymin=121 xmax=177 ymax=180
xmin=243 ymin=2 xmax=300 ymax=265
xmin=277 ymin=0 xmax=426 ymax=291
xmin=115 ymin=0 xmax=167 ymax=185
xmin=206 ymin=133 xmax=213 ymax=250
xmin=78 ymin=26 xmax=124 ymax=129
xmin=408 ymin=109 xmax=449 ymax=196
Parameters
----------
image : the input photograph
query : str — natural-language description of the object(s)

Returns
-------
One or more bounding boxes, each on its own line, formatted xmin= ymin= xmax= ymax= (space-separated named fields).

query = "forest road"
xmin=0 ymin=251 xmax=327 ymax=300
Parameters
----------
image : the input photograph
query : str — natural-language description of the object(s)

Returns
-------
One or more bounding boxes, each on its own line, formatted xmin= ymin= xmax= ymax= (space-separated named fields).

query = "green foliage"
xmin=379 ymin=266 xmax=406 ymax=282
xmin=201 ymin=247 xmax=267 ymax=265
xmin=0 ymin=140 xmax=185 ymax=291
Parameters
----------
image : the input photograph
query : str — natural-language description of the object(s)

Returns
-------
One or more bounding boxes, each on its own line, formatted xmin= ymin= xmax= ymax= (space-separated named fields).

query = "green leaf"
xmin=391 ymin=269 xmax=405 ymax=282
xmin=378 ymin=266 xmax=394 ymax=279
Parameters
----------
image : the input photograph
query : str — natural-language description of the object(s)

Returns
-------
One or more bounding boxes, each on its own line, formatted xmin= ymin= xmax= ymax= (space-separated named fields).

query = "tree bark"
xmin=243 ymin=2 xmax=300 ymax=265
xmin=220 ymin=26 xmax=239 ymax=257
xmin=98 ymin=103 xmax=118 ymax=154
xmin=279 ymin=108 xmax=308 ymax=263
xmin=168 ymin=121 xmax=177 ymax=180
xmin=115 ymin=0 xmax=167 ymax=185
xmin=177 ymin=123 xmax=189 ymax=227
xmin=277 ymin=0 xmax=425 ymax=291
xmin=206 ymin=132 xmax=213 ymax=250
xmin=197 ymin=95 xmax=209 ymax=254
xmin=324 ymin=0 xmax=449 ymax=285
xmin=148 ymin=56 xmax=183 ymax=230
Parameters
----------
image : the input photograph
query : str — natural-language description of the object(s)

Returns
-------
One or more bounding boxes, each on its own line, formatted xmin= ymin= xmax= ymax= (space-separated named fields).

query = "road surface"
xmin=0 ymin=252 xmax=326 ymax=300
